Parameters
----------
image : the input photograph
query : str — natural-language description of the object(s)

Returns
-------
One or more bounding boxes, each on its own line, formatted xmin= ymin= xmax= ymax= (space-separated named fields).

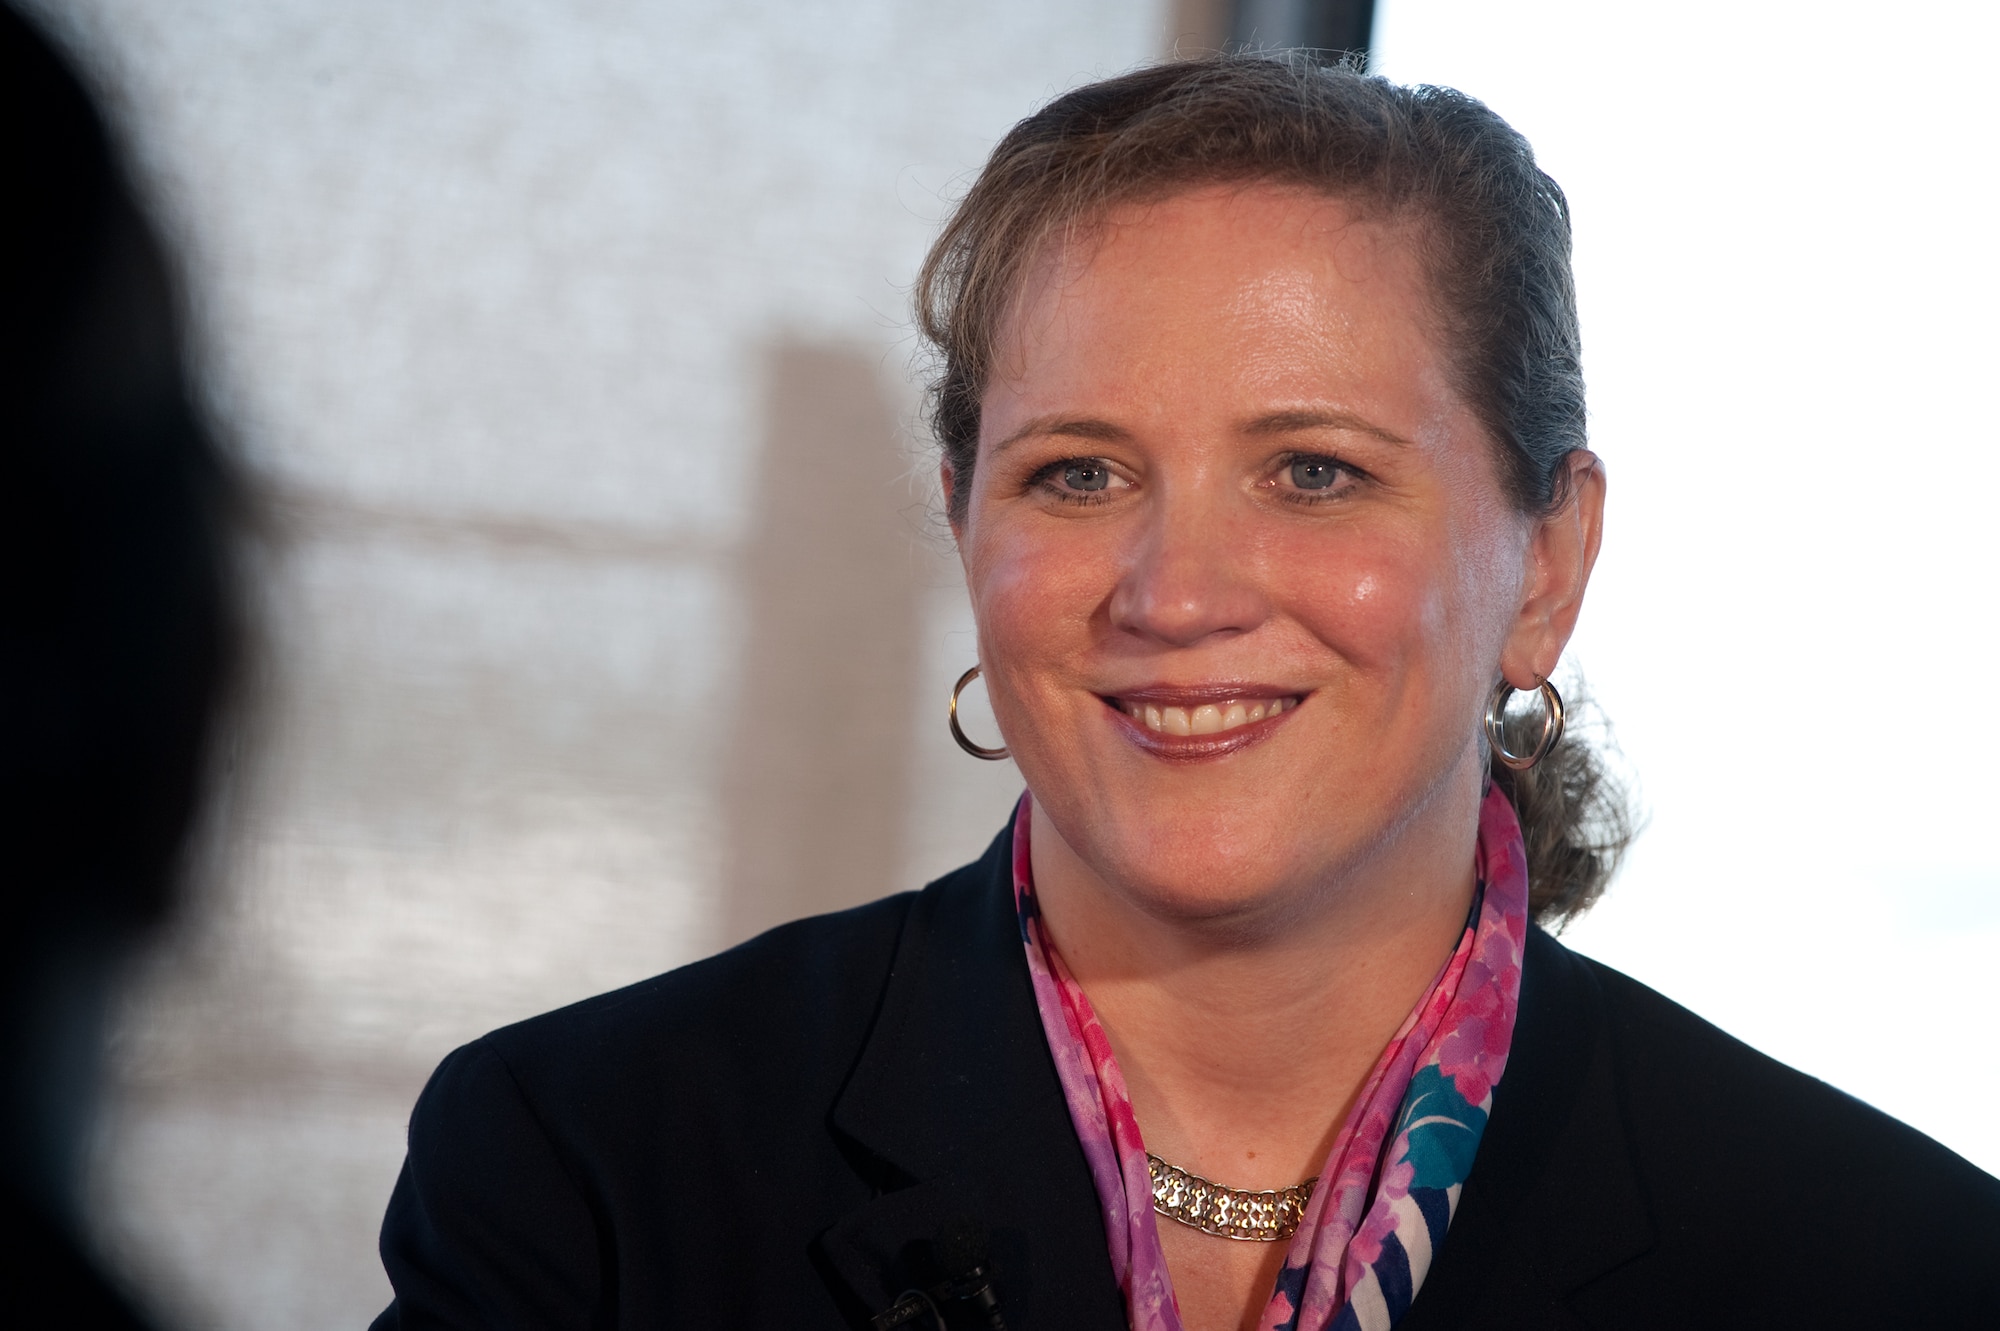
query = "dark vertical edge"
xmin=1229 ymin=0 xmax=1377 ymax=68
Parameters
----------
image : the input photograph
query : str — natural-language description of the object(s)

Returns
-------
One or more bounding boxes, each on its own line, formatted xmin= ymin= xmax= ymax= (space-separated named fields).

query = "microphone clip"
xmin=869 ymin=1218 xmax=1009 ymax=1331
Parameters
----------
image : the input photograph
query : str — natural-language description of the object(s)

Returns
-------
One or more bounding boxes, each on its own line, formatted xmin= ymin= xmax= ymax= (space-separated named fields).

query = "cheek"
xmin=1279 ymin=515 xmax=1517 ymax=682
xmin=1281 ymin=532 xmax=1454 ymax=671
xmin=964 ymin=521 xmax=1107 ymax=686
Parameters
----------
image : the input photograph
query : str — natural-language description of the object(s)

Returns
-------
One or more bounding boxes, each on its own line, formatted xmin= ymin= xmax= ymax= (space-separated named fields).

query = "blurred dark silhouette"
xmin=1 ymin=4 xmax=242 ymax=1321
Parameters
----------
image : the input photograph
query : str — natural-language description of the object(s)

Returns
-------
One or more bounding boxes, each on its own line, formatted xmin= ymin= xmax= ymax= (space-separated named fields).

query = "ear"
xmin=1500 ymin=451 xmax=1606 ymax=688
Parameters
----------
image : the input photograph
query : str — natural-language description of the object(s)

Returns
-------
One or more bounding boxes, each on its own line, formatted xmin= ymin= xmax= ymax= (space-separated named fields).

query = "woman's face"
xmin=954 ymin=182 xmax=1599 ymax=923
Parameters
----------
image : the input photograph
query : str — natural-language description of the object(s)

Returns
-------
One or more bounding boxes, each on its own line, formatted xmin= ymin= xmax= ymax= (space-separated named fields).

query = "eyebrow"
xmin=991 ymin=408 xmax=1411 ymax=453
xmin=989 ymin=415 xmax=1133 ymax=455
xmin=1243 ymin=409 xmax=1412 ymax=447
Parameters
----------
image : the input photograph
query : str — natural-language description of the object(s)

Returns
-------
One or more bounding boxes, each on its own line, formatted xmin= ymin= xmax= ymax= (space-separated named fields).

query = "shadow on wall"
xmin=722 ymin=340 xmax=929 ymax=944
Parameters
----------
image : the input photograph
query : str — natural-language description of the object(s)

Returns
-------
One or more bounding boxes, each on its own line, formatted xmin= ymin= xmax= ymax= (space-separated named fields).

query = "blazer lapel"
xmin=817 ymin=851 xmax=1657 ymax=1330
xmin=1398 ymin=926 xmax=1656 ymax=1330
xmin=816 ymin=829 xmax=1128 ymax=1330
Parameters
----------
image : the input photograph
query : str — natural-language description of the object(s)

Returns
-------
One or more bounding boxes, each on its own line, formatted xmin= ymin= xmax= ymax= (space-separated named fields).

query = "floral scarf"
xmin=1011 ymin=784 xmax=1529 ymax=1331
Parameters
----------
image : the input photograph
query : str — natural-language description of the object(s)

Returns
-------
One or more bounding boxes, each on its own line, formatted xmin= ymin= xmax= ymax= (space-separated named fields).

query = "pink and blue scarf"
xmin=1011 ymin=783 xmax=1529 ymax=1331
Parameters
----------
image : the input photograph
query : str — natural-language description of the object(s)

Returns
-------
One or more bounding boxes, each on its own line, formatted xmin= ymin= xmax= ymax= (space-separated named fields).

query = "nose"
xmin=1106 ymin=494 xmax=1272 ymax=648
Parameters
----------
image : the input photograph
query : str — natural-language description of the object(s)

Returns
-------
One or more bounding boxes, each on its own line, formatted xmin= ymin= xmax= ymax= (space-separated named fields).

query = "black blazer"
xmin=372 ymin=828 xmax=2000 ymax=1329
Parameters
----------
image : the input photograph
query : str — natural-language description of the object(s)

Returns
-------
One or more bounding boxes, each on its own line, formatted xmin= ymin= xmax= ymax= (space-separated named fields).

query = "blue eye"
xmin=1062 ymin=461 xmax=1111 ymax=492
xmin=1290 ymin=457 xmax=1342 ymax=490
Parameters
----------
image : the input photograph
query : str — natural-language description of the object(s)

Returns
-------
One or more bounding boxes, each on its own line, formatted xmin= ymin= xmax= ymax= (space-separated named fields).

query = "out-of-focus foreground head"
xmin=0 ymin=0 xmax=242 ymax=1274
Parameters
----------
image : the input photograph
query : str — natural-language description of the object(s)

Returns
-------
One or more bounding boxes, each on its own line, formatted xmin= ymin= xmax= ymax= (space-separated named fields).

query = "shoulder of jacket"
xmin=478 ymin=888 xmax=922 ymax=1070
xmin=1557 ymin=937 xmax=2000 ymax=1220
xmin=455 ymin=842 xmax=1007 ymax=1101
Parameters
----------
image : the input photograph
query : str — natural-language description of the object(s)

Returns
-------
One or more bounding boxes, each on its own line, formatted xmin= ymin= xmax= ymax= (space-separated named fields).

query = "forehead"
xmin=989 ymin=182 xmax=1448 ymax=413
xmin=1067 ymin=181 xmax=1411 ymax=283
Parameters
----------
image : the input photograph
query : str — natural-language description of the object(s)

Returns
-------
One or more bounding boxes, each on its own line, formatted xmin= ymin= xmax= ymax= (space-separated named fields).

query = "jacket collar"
xmin=1398 ymin=926 xmax=1656 ymax=1329
xmin=816 ymin=828 xmax=1128 ymax=1330
xmin=818 ymin=837 xmax=1656 ymax=1329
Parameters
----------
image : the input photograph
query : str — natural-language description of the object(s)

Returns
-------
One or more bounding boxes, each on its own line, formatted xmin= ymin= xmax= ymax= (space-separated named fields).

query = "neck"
xmin=1026 ymin=760 xmax=1483 ymax=1191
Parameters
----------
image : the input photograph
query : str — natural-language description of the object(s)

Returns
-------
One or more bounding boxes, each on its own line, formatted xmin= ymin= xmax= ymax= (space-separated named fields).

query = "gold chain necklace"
xmin=1146 ymin=1153 xmax=1318 ymax=1242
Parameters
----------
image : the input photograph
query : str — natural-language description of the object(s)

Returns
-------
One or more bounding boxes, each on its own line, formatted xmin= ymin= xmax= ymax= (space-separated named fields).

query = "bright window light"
xmin=1375 ymin=0 xmax=2000 ymax=1172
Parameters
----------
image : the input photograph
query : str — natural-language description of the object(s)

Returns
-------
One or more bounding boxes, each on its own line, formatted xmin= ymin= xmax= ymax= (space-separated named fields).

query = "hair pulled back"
xmin=916 ymin=54 xmax=1633 ymax=925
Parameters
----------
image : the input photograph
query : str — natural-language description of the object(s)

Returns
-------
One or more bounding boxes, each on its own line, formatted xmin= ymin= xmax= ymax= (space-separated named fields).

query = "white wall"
xmin=1376 ymin=0 xmax=2000 ymax=1173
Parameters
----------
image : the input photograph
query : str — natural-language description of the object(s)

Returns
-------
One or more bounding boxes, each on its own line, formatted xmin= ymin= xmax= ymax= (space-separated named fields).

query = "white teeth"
xmin=1120 ymin=696 xmax=1296 ymax=736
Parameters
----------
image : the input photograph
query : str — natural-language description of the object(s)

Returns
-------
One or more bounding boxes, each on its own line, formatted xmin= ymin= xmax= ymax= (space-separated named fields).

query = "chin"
xmin=1069 ymin=801 xmax=1342 ymax=926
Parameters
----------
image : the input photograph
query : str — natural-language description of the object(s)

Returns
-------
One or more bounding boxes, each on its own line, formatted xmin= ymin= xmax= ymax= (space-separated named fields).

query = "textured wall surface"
xmin=25 ymin=4 xmax=1163 ymax=1326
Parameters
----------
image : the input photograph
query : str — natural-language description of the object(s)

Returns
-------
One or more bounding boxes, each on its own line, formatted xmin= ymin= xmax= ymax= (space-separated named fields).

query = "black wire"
xmin=871 ymin=1289 xmax=948 ymax=1331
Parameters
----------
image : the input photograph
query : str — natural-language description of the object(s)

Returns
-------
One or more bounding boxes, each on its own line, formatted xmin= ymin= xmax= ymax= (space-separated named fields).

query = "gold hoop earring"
xmin=949 ymin=665 xmax=1009 ymax=760
xmin=1485 ymin=676 xmax=1565 ymax=771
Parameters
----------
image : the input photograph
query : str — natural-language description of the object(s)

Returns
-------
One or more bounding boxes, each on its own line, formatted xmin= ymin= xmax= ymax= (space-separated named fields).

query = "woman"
xmin=371 ymin=57 xmax=1998 ymax=1330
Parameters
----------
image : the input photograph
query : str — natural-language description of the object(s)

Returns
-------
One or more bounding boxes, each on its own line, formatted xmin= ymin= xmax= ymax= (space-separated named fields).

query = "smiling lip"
xmin=1100 ymin=685 xmax=1306 ymax=756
